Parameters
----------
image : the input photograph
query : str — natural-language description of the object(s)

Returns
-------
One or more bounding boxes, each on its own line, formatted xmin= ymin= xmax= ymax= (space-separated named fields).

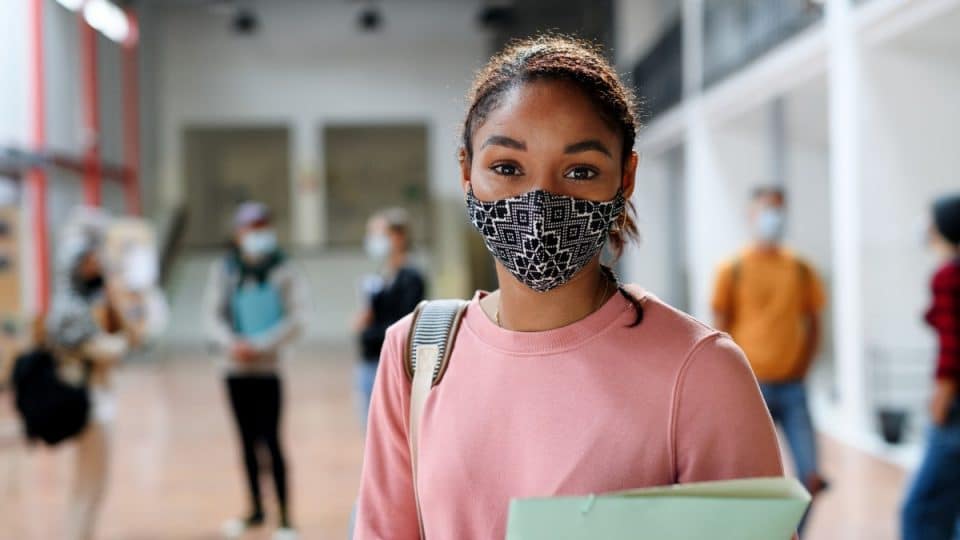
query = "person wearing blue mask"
xmin=711 ymin=186 xmax=829 ymax=531
xmin=353 ymin=208 xmax=426 ymax=428
xmin=204 ymin=202 xmax=304 ymax=540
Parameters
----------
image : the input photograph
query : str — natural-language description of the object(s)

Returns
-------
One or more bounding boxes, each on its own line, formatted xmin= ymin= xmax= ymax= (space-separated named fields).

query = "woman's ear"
xmin=621 ymin=151 xmax=639 ymax=199
xmin=458 ymin=147 xmax=471 ymax=195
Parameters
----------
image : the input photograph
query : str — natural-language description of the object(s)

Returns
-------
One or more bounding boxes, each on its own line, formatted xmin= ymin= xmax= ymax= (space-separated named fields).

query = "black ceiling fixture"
xmin=357 ymin=5 xmax=383 ymax=32
xmin=232 ymin=7 xmax=259 ymax=35
xmin=478 ymin=3 xmax=514 ymax=30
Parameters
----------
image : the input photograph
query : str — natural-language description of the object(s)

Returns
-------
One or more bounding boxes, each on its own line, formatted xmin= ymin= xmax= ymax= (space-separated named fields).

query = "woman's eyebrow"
xmin=481 ymin=135 xmax=526 ymax=151
xmin=564 ymin=139 xmax=612 ymax=157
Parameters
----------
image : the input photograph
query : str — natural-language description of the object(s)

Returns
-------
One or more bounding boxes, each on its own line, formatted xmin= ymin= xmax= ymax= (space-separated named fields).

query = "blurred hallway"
xmin=1 ymin=344 xmax=907 ymax=540
xmin=3 ymin=0 xmax=960 ymax=537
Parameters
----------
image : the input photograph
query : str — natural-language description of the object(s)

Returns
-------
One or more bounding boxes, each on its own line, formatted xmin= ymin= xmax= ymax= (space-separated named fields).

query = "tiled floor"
xmin=0 ymin=346 xmax=909 ymax=539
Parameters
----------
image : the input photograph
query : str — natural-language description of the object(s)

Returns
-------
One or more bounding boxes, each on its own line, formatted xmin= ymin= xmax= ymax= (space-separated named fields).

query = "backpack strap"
xmin=404 ymin=299 xmax=469 ymax=539
xmin=726 ymin=257 xmax=742 ymax=326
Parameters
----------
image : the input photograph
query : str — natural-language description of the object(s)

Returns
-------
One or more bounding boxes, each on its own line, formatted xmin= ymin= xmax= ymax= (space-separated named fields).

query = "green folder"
xmin=506 ymin=477 xmax=810 ymax=540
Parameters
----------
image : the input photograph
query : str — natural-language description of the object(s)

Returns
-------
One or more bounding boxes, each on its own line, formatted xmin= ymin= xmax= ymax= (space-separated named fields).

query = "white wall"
xmin=0 ymin=1 xmax=30 ymax=148
xmin=859 ymin=44 xmax=960 ymax=355
xmin=150 ymin=1 xmax=489 ymax=248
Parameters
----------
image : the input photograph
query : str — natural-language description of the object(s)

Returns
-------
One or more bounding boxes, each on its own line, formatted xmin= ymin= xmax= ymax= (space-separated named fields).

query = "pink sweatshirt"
xmin=355 ymin=286 xmax=785 ymax=540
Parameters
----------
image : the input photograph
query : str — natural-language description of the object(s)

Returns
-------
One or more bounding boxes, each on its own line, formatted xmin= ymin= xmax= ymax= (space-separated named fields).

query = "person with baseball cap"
xmin=204 ymin=202 xmax=305 ymax=540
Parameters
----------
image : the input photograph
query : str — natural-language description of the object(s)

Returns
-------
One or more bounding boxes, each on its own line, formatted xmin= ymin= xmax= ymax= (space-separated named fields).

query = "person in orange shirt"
xmin=712 ymin=186 xmax=829 ymax=520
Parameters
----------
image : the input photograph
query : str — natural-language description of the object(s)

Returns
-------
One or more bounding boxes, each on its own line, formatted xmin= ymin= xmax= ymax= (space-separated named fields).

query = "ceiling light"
xmin=55 ymin=0 xmax=86 ymax=11
xmin=83 ymin=0 xmax=131 ymax=44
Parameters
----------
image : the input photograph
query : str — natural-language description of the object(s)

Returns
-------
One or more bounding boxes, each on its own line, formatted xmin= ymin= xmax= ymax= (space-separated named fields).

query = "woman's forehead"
xmin=475 ymin=80 xmax=620 ymax=143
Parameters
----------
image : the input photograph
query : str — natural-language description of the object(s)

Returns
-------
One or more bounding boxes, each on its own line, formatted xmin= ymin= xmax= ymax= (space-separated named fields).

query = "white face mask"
xmin=755 ymin=208 xmax=786 ymax=244
xmin=364 ymin=233 xmax=391 ymax=262
xmin=123 ymin=246 xmax=158 ymax=291
xmin=240 ymin=229 xmax=278 ymax=259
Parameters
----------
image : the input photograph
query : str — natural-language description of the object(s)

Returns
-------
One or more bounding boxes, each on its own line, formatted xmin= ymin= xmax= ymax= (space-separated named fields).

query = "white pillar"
xmin=292 ymin=119 xmax=322 ymax=248
xmin=826 ymin=0 xmax=868 ymax=430
xmin=682 ymin=0 xmax=724 ymax=320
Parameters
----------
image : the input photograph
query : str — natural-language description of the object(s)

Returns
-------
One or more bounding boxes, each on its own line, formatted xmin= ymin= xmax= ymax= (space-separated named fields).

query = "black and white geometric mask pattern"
xmin=466 ymin=188 xmax=626 ymax=292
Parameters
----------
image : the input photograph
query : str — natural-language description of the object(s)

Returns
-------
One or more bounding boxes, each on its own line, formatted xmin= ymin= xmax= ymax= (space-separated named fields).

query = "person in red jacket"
xmin=902 ymin=193 xmax=960 ymax=540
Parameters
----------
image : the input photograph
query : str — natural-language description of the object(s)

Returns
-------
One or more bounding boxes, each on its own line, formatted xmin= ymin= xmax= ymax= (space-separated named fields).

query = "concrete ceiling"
xmin=883 ymin=4 xmax=960 ymax=60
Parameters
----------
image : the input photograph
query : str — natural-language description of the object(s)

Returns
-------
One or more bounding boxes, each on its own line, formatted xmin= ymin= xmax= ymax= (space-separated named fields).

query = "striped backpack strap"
xmin=404 ymin=299 xmax=469 ymax=385
xmin=404 ymin=298 xmax=468 ymax=540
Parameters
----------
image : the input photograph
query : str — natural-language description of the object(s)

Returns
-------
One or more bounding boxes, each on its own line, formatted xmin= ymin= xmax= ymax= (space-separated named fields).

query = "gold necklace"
xmin=495 ymin=274 xmax=612 ymax=328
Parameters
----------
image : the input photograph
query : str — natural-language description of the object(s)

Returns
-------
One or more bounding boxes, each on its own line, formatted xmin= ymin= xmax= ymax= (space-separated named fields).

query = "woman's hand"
xmin=231 ymin=341 xmax=259 ymax=363
xmin=930 ymin=379 xmax=957 ymax=426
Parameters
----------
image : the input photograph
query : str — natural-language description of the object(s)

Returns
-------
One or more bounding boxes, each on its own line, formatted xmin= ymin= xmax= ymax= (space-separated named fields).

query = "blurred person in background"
xmin=712 ymin=186 xmax=829 ymax=529
xmin=355 ymin=36 xmax=788 ymax=540
xmin=204 ymin=202 xmax=304 ymax=540
xmin=353 ymin=208 xmax=425 ymax=428
xmin=45 ymin=207 xmax=161 ymax=540
xmin=902 ymin=193 xmax=960 ymax=540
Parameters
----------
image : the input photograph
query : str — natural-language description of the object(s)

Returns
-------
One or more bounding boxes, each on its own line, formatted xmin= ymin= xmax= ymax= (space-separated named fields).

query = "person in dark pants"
xmin=353 ymin=208 xmax=426 ymax=428
xmin=902 ymin=193 xmax=960 ymax=540
xmin=204 ymin=202 xmax=305 ymax=540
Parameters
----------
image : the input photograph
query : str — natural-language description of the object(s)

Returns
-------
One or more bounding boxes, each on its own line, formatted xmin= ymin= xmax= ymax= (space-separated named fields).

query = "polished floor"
xmin=0 ymin=346 xmax=909 ymax=539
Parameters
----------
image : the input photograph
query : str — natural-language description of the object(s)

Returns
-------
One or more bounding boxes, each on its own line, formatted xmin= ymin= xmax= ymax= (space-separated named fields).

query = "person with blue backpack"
xmin=204 ymin=202 xmax=305 ymax=540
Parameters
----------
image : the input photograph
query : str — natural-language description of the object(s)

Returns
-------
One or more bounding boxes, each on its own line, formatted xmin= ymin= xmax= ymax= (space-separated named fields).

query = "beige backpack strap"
xmin=405 ymin=299 xmax=468 ymax=539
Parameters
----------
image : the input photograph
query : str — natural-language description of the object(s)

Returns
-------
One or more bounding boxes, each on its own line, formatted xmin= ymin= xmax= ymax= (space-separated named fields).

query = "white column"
xmin=826 ymin=0 xmax=868 ymax=430
xmin=292 ymin=119 xmax=322 ymax=248
xmin=682 ymin=0 xmax=720 ymax=320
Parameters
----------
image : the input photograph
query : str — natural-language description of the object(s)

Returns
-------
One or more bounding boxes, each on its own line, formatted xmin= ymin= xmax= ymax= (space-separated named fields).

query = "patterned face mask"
xmin=467 ymin=187 xmax=625 ymax=292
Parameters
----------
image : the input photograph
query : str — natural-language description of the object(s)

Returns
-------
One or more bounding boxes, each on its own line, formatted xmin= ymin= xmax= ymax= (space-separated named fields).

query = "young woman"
xmin=354 ymin=36 xmax=785 ymax=540
xmin=205 ymin=202 xmax=304 ymax=540
xmin=354 ymin=208 xmax=426 ymax=428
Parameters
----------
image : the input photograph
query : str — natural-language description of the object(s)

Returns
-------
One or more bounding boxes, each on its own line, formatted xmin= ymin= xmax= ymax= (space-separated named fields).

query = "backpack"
xmin=404 ymin=299 xmax=469 ymax=540
xmin=11 ymin=348 xmax=90 ymax=446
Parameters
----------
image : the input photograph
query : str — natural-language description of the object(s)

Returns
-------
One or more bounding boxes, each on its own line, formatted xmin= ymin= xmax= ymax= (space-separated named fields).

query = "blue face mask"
xmin=755 ymin=208 xmax=785 ymax=244
xmin=240 ymin=229 xmax=278 ymax=259
xmin=364 ymin=233 xmax=391 ymax=262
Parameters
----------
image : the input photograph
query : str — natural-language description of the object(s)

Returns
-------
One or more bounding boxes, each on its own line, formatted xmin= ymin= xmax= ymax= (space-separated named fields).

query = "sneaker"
xmin=221 ymin=513 xmax=265 ymax=539
xmin=272 ymin=527 xmax=299 ymax=540
xmin=221 ymin=519 xmax=246 ymax=539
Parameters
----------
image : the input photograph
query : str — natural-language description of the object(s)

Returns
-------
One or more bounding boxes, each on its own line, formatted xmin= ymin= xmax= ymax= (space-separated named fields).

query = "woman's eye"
xmin=564 ymin=167 xmax=598 ymax=181
xmin=491 ymin=163 xmax=523 ymax=176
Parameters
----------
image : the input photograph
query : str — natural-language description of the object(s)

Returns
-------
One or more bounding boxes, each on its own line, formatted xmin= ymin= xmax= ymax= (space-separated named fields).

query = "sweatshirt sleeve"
xmin=354 ymin=317 xmax=420 ymax=540
xmin=672 ymin=333 xmax=785 ymax=483
xmin=203 ymin=260 xmax=237 ymax=350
